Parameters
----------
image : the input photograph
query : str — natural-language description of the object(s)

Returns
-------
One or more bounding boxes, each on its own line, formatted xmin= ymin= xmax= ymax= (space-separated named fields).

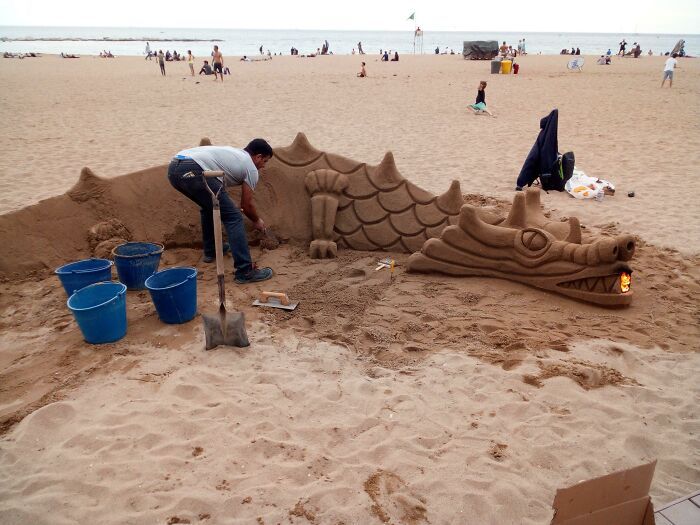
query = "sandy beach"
xmin=0 ymin=53 xmax=699 ymax=524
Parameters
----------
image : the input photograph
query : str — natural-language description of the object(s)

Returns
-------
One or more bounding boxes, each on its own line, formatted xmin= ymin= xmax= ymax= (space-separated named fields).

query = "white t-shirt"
xmin=664 ymin=57 xmax=677 ymax=72
xmin=175 ymin=146 xmax=259 ymax=190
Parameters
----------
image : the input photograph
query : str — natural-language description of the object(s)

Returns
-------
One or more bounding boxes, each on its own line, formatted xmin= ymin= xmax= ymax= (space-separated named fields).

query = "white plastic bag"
xmin=565 ymin=169 xmax=615 ymax=200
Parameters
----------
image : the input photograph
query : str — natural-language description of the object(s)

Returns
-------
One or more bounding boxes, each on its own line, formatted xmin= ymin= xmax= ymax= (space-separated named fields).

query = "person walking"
xmin=618 ymin=39 xmax=627 ymax=56
xmin=167 ymin=139 xmax=275 ymax=284
xmin=661 ymin=53 xmax=678 ymax=88
xmin=145 ymin=41 xmax=151 ymax=60
xmin=157 ymin=50 xmax=165 ymax=76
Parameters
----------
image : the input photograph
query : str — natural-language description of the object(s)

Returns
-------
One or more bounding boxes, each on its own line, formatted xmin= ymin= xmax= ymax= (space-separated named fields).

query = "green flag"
xmin=407 ymin=12 xmax=415 ymax=20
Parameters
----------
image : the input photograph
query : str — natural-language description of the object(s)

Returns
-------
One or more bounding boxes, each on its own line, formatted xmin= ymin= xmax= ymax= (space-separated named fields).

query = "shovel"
xmin=201 ymin=171 xmax=250 ymax=350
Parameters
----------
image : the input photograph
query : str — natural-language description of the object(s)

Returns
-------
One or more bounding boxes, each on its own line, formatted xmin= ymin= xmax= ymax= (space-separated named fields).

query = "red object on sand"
xmin=513 ymin=63 xmax=520 ymax=74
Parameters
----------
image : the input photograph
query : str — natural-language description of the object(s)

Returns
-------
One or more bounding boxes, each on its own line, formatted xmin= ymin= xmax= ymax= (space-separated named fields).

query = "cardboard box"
xmin=551 ymin=461 xmax=657 ymax=525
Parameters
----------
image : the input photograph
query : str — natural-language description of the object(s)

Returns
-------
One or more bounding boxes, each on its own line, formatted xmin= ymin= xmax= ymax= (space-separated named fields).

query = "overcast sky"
xmin=0 ymin=0 xmax=698 ymax=33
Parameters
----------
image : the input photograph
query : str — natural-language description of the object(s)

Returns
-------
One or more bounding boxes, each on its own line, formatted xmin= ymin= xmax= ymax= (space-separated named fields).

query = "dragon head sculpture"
xmin=407 ymin=189 xmax=635 ymax=306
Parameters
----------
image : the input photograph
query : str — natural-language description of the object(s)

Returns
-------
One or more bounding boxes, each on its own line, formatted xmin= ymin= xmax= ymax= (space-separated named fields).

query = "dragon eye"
xmin=522 ymin=229 xmax=548 ymax=251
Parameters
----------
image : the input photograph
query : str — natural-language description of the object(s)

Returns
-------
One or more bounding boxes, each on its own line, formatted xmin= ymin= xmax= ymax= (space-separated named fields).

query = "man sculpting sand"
xmin=167 ymin=139 xmax=274 ymax=284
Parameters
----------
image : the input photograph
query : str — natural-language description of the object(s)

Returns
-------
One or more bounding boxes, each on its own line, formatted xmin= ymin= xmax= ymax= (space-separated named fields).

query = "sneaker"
xmin=203 ymin=243 xmax=230 ymax=263
xmin=234 ymin=266 xmax=274 ymax=284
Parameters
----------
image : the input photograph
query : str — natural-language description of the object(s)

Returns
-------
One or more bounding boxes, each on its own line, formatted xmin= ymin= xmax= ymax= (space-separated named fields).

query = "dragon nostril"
xmin=627 ymin=241 xmax=634 ymax=252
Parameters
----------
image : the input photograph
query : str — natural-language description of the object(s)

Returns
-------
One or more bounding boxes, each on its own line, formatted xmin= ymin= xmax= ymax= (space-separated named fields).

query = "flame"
xmin=620 ymin=272 xmax=631 ymax=293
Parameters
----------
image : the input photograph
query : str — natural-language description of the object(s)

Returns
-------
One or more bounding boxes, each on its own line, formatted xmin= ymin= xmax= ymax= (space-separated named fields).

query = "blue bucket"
xmin=112 ymin=242 xmax=164 ymax=290
xmin=145 ymin=267 xmax=198 ymax=324
xmin=55 ymin=258 xmax=114 ymax=296
xmin=67 ymin=282 xmax=127 ymax=344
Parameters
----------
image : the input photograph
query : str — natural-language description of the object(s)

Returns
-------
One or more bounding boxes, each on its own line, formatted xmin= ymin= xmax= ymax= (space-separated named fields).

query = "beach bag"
xmin=540 ymin=151 xmax=575 ymax=191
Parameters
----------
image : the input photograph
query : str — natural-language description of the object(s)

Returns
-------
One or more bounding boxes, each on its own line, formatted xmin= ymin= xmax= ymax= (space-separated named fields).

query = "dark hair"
xmin=672 ymin=52 xmax=678 ymax=58
xmin=245 ymin=138 xmax=273 ymax=158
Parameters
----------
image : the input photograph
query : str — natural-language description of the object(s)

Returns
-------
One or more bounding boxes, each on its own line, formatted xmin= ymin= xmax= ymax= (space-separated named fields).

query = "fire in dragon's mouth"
xmin=558 ymin=272 xmax=632 ymax=294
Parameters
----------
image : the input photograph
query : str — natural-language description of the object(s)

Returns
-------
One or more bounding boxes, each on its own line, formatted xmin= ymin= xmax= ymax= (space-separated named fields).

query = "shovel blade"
xmin=202 ymin=310 xmax=250 ymax=350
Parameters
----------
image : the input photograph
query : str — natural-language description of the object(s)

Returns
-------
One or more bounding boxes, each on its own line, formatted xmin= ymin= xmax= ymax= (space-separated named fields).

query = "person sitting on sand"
xmin=165 ymin=50 xmax=172 ymax=61
xmin=61 ymin=52 xmax=79 ymax=58
xmin=499 ymin=41 xmax=508 ymax=56
xmin=468 ymin=80 xmax=494 ymax=117
xmin=381 ymin=51 xmax=389 ymax=61
xmin=357 ymin=62 xmax=366 ymax=77
xmin=391 ymin=51 xmax=399 ymax=61
xmin=167 ymin=139 xmax=274 ymax=283
xmin=199 ymin=60 xmax=213 ymax=75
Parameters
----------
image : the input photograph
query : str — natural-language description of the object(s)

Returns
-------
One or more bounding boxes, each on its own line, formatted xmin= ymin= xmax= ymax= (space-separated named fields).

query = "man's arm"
xmin=240 ymin=183 xmax=264 ymax=230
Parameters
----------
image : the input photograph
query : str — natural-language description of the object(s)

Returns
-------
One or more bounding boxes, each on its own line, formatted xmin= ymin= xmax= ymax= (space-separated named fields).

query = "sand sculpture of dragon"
xmin=0 ymin=133 xmax=634 ymax=306
xmin=263 ymin=133 xmax=635 ymax=306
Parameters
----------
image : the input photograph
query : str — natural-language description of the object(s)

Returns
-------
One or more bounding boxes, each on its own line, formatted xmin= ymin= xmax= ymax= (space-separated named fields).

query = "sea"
xmin=0 ymin=26 xmax=697 ymax=58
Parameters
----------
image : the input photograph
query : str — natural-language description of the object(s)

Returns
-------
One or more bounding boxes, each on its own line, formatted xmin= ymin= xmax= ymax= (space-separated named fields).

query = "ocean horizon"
xmin=1 ymin=26 xmax=697 ymax=57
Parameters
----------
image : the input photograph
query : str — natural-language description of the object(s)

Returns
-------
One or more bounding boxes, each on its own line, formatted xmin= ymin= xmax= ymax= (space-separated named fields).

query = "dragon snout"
xmin=588 ymin=236 xmax=635 ymax=264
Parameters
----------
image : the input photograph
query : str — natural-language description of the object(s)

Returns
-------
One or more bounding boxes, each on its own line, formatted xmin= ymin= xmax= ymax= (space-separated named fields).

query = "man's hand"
xmin=253 ymin=218 xmax=266 ymax=232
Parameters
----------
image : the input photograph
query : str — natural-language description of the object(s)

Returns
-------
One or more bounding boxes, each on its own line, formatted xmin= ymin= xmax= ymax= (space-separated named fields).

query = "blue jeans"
xmin=167 ymin=159 xmax=253 ymax=279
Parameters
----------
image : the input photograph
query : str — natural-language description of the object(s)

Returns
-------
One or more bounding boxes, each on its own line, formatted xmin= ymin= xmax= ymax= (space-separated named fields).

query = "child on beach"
xmin=357 ymin=62 xmax=366 ymax=77
xmin=661 ymin=53 xmax=678 ymax=88
xmin=468 ymin=81 xmax=494 ymax=117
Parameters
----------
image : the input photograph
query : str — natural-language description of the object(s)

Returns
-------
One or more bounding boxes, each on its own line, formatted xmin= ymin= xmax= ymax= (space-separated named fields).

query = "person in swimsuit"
xmin=212 ymin=45 xmax=224 ymax=82
xmin=187 ymin=50 xmax=194 ymax=76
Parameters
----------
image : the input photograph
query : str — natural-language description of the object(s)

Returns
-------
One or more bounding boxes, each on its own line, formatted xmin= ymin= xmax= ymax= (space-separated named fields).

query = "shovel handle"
xmin=259 ymin=291 xmax=290 ymax=306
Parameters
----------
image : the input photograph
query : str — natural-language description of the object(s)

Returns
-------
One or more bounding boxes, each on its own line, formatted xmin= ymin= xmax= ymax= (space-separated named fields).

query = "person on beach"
xmin=357 ymin=62 xmax=367 ymax=77
xmin=145 ymin=42 xmax=151 ymax=60
xmin=157 ymin=50 xmax=165 ymax=76
xmin=212 ymin=45 xmax=224 ymax=82
xmin=357 ymin=41 xmax=364 ymax=54
xmin=521 ymin=38 xmax=526 ymax=55
xmin=661 ymin=53 xmax=678 ymax=88
xmin=391 ymin=51 xmax=399 ymax=61
xmin=618 ymin=39 xmax=627 ymax=56
xmin=187 ymin=50 xmax=195 ymax=76
xmin=167 ymin=140 xmax=274 ymax=284
xmin=468 ymin=80 xmax=494 ymax=117
xmin=199 ymin=60 xmax=213 ymax=75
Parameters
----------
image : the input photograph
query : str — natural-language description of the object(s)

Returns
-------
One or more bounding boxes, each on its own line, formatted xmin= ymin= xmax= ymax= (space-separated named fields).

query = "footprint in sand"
xmin=363 ymin=470 xmax=428 ymax=524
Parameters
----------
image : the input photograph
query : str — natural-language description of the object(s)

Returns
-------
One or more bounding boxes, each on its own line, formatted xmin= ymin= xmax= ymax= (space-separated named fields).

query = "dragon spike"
xmin=289 ymin=132 xmax=320 ymax=155
xmin=79 ymin=166 xmax=98 ymax=182
xmin=199 ymin=137 xmax=212 ymax=146
xmin=372 ymin=151 xmax=404 ymax=189
xmin=565 ymin=216 xmax=582 ymax=244
xmin=458 ymin=204 xmax=483 ymax=232
xmin=436 ymin=180 xmax=463 ymax=215
xmin=503 ymin=192 xmax=527 ymax=229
